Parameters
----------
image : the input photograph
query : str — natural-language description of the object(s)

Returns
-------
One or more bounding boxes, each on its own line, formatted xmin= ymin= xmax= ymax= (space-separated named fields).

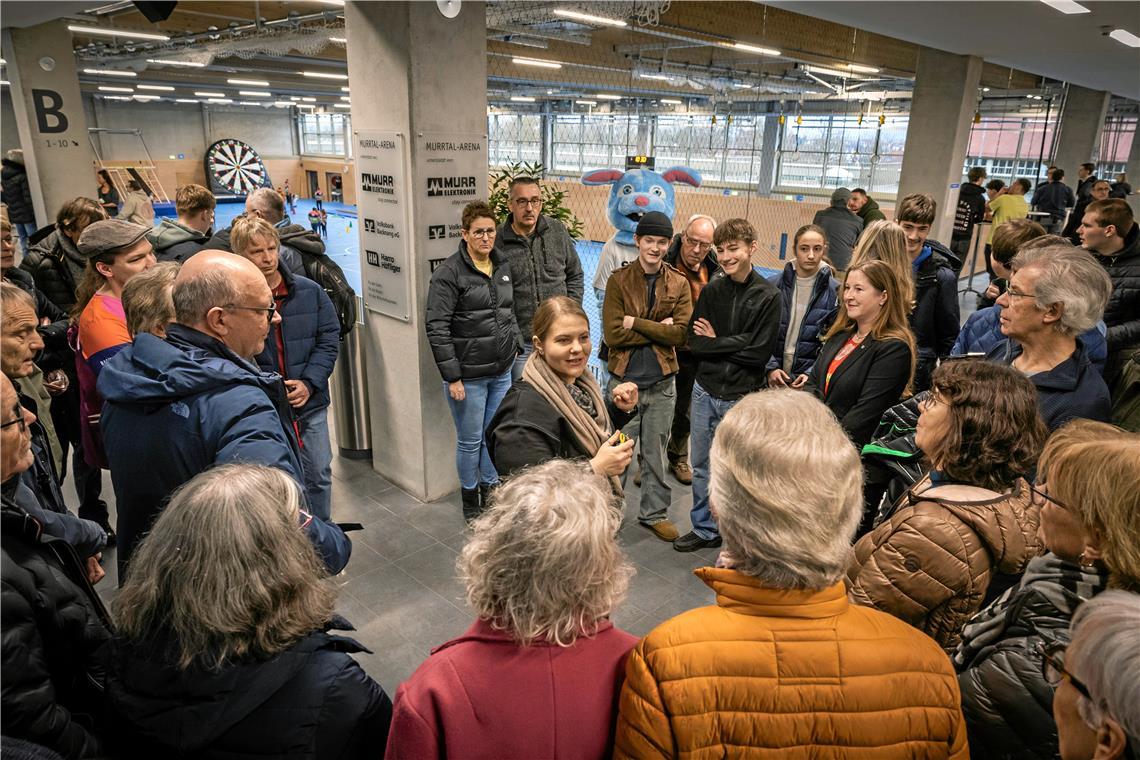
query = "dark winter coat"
xmin=686 ymin=269 xmax=781 ymax=400
xmin=951 ymin=305 xmax=1108 ymax=375
xmin=1061 ymin=195 xmax=1094 ymax=243
xmin=2 ymin=157 xmax=36 ymax=224
xmin=98 ymin=324 xmax=351 ymax=578
xmin=103 ymin=627 xmax=392 ymax=760
xmin=1076 ymin=174 xmax=1098 ymax=200
xmin=487 ymin=380 xmax=633 ymax=479
xmin=911 ymin=241 xmax=961 ymax=387
xmin=855 ymin=195 xmax=887 ymax=226
xmin=811 ymin=201 xmax=863 ymax=271
xmin=3 ymin=267 xmax=70 ymax=368
xmin=1092 ymin=222 xmax=1140 ymax=375
xmin=496 ymin=215 xmax=584 ymax=339
xmin=952 ymin=183 xmax=987 ymax=243
xmin=766 ymin=263 xmax=840 ymax=377
xmin=805 ymin=332 xmax=914 ymax=448
xmin=1031 ymin=180 xmax=1075 ymax=222
xmin=663 ymin=232 xmax=719 ymax=277
xmin=148 ymin=218 xmax=209 ymax=263
xmin=255 ymin=267 xmax=340 ymax=410
xmin=986 ymin=338 xmax=1111 ymax=430
xmin=425 ymin=242 xmax=518 ymax=382
xmin=205 ymin=223 xmax=304 ymax=275
xmin=1 ymin=497 xmax=111 ymax=760
xmin=20 ymin=230 xmax=86 ymax=311
xmin=955 ymin=553 xmax=1108 ymax=760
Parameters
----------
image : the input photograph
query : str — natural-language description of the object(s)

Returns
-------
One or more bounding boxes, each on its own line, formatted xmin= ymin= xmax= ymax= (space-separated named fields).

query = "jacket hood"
xmin=912 ymin=481 xmax=1038 ymax=574
xmin=959 ymin=183 xmax=986 ymax=198
xmin=917 ymin=238 xmax=961 ymax=277
xmin=857 ymin=196 xmax=881 ymax=215
xmin=97 ymin=326 xmax=278 ymax=404
xmin=278 ymin=221 xmax=326 ymax=256
xmin=151 ymin=218 xmax=208 ymax=249
xmin=2 ymin=158 xmax=27 ymax=174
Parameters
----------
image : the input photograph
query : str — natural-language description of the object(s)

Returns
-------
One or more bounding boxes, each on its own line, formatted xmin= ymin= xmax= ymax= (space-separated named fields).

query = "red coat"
xmin=385 ymin=618 xmax=637 ymax=760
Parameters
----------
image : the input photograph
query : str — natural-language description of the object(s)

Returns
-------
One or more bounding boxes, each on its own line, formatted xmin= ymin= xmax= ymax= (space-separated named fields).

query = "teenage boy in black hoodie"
xmin=950 ymin=167 xmax=988 ymax=273
xmin=674 ymin=219 xmax=781 ymax=552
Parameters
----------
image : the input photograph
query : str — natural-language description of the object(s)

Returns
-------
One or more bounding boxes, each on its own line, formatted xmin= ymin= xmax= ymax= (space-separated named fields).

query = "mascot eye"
xmin=620 ymin=185 xmax=634 ymax=195
xmin=650 ymin=186 xmax=665 ymax=197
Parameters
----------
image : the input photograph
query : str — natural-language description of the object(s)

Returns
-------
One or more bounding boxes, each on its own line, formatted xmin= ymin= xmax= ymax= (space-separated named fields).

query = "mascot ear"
xmin=581 ymin=168 xmax=625 ymax=186
xmin=660 ymin=166 xmax=702 ymax=187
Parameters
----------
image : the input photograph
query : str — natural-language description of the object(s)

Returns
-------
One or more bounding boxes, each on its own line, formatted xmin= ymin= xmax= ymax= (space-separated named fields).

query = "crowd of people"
xmin=1 ymin=157 xmax=1138 ymax=760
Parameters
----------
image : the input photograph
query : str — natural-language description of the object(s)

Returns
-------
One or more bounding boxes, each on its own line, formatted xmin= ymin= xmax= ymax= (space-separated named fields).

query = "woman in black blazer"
xmin=806 ymin=259 xmax=916 ymax=447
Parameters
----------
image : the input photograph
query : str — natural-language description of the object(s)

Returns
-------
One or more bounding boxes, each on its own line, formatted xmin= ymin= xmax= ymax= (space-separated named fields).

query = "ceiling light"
xmin=195 ymin=91 xmax=225 ymax=97
xmin=300 ymin=70 xmax=349 ymax=80
xmin=98 ymin=85 xmax=134 ymax=93
xmin=1109 ymin=29 xmax=1140 ymax=47
xmin=802 ymin=64 xmax=859 ymax=77
xmin=334 ymin=103 xmax=351 ymax=108
xmin=147 ymin=58 xmax=205 ymax=68
xmin=207 ymin=98 xmax=233 ymax=104
xmin=513 ymin=57 xmax=562 ymax=69
xmin=137 ymin=84 xmax=175 ymax=91
xmin=339 ymin=95 xmax=351 ymax=101
xmin=83 ymin=68 xmax=138 ymax=78
xmin=340 ymin=86 xmax=350 ymax=92
xmin=227 ymin=78 xmax=269 ymax=87
xmin=0 ymin=59 xmax=6 ymax=66
xmin=329 ymin=37 xmax=346 ymax=43
xmin=1026 ymin=94 xmax=1035 ymax=99
xmin=238 ymin=101 xmax=268 ymax=106
xmin=102 ymin=95 xmax=131 ymax=101
xmin=315 ymin=0 xmax=345 ymax=5
xmin=274 ymin=100 xmax=294 ymax=107
xmin=301 ymin=97 xmax=316 ymax=102
xmin=551 ymin=8 xmax=627 ymax=26
xmin=297 ymin=104 xmax=315 ymax=109
xmin=641 ymin=73 xmax=674 ymax=81
xmin=1039 ymin=0 xmax=1090 ymax=13
xmin=510 ymin=96 xmax=536 ymax=102
xmin=732 ymin=42 xmax=781 ymax=57
xmin=1033 ymin=94 xmax=1043 ymax=100
xmin=238 ymin=90 xmax=271 ymax=97
xmin=982 ymin=87 xmax=991 ymax=92
xmin=846 ymin=63 xmax=881 ymax=74
xmin=175 ymin=98 xmax=200 ymax=103
xmin=575 ymin=99 xmax=597 ymax=105
xmin=68 ymin=25 xmax=170 ymax=41
xmin=132 ymin=94 xmax=160 ymax=101
xmin=731 ymin=83 xmax=753 ymax=89
xmin=661 ymin=98 xmax=683 ymax=104
xmin=0 ymin=81 xmax=9 ymax=86
xmin=596 ymin=94 xmax=622 ymax=100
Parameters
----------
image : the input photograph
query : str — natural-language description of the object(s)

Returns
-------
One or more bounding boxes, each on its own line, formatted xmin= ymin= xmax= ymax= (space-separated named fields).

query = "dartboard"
xmin=204 ymin=138 xmax=270 ymax=196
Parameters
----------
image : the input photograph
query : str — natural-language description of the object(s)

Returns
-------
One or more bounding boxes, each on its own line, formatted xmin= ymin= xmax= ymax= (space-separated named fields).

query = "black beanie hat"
xmin=635 ymin=211 xmax=673 ymax=238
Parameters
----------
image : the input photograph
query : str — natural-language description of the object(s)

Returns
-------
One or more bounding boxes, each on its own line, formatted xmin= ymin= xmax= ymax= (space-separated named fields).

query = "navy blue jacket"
xmin=1031 ymin=180 xmax=1075 ymax=221
xmin=952 ymin=305 xmax=1108 ymax=375
xmin=98 ymin=324 xmax=350 ymax=578
xmin=103 ymin=627 xmax=392 ymax=760
xmin=911 ymin=241 xmax=961 ymax=364
xmin=256 ymin=266 xmax=340 ymax=410
xmin=985 ymin=338 xmax=1111 ymax=430
xmin=766 ymin=263 xmax=840 ymax=377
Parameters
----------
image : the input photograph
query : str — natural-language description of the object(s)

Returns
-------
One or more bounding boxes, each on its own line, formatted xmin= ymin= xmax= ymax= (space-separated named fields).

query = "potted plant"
xmin=488 ymin=161 xmax=584 ymax=239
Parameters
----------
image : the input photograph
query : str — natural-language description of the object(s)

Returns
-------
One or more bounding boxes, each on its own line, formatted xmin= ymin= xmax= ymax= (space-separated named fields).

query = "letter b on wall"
xmin=32 ymin=89 xmax=69 ymax=133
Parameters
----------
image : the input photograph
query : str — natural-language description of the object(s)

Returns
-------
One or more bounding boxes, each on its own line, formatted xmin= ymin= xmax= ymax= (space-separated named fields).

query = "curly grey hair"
xmin=1067 ymin=590 xmax=1140 ymax=748
xmin=459 ymin=459 xmax=634 ymax=646
xmin=1012 ymin=243 xmax=1112 ymax=336
xmin=710 ymin=389 xmax=864 ymax=589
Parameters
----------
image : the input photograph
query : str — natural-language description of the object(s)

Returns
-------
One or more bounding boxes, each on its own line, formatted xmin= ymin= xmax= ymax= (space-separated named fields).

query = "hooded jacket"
xmin=847 ymin=478 xmax=1040 ymax=652
xmin=1 ymin=498 xmax=111 ymax=760
xmin=2 ymin=157 xmax=36 ymax=224
xmin=103 ymin=628 xmax=392 ymax=760
xmin=911 ymin=240 xmax=961 ymax=376
xmin=205 ymin=222 xmax=304 ymax=274
xmin=1092 ymin=222 xmax=1140 ymax=367
xmin=20 ymin=230 xmax=87 ymax=311
xmin=952 ymin=182 xmax=987 ymax=243
xmin=98 ymin=324 xmax=350 ymax=577
xmin=496 ymin=215 xmax=584 ymax=340
xmin=148 ymin=218 xmax=209 ymax=263
xmin=766 ymin=262 xmax=840 ymax=377
xmin=255 ymin=266 xmax=340 ymax=410
xmin=856 ymin=194 xmax=887 ymax=226
xmin=955 ymin=553 xmax=1108 ymax=760
xmin=613 ymin=567 xmax=968 ymax=759
xmin=986 ymin=338 xmax=1111 ymax=430
xmin=811 ymin=199 xmax=863 ymax=270
xmin=118 ymin=191 xmax=154 ymax=228
xmin=953 ymin=305 xmax=1108 ymax=375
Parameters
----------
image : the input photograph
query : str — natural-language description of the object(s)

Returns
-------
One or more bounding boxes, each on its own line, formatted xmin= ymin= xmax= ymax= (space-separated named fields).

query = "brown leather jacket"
xmin=847 ymin=478 xmax=1041 ymax=652
xmin=601 ymin=260 xmax=692 ymax=377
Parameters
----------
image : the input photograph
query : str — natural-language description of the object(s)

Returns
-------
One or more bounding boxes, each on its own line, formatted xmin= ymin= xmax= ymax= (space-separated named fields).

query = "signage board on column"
xmin=355 ymin=130 xmax=411 ymax=321
xmin=416 ymin=133 xmax=487 ymax=274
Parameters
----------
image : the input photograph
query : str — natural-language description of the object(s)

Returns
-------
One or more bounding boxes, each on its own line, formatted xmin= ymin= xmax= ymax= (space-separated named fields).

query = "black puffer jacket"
xmin=2 ymin=158 xmax=36 ymax=224
xmin=1 ymin=496 xmax=111 ymax=759
xmin=19 ymin=231 xmax=86 ymax=312
xmin=910 ymin=240 xmax=961 ymax=390
xmin=955 ymin=554 xmax=1108 ymax=760
xmin=1094 ymin=222 xmax=1140 ymax=363
xmin=103 ymin=627 xmax=392 ymax=760
xmin=426 ymin=242 xmax=519 ymax=382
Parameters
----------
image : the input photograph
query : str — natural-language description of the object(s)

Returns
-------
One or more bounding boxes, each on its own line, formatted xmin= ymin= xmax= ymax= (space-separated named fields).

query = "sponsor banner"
xmin=417 ymin=133 xmax=488 ymax=270
xmin=355 ymin=131 xmax=411 ymax=321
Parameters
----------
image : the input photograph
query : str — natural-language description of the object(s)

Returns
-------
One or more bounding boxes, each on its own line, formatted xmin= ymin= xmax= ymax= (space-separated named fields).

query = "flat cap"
xmin=77 ymin=219 xmax=151 ymax=258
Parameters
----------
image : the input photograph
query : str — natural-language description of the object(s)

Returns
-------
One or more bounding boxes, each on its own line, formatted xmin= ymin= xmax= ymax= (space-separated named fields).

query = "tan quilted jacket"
xmin=847 ymin=478 xmax=1041 ymax=652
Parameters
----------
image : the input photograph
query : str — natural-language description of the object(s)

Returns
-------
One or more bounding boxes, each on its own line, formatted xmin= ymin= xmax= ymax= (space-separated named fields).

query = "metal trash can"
xmin=330 ymin=299 xmax=372 ymax=459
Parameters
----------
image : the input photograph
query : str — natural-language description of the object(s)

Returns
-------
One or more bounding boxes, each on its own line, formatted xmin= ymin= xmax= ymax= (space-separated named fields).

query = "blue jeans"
xmin=609 ymin=375 xmax=674 ymax=525
xmin=511 ymin=341 xmax=533 ymax=382
xmin=593 ymin=287 xmax=611 ymax=386
xmin=297 ymin=402 xmax=334 ymax=522
xmin=444 ymin=367 xmax=513 ymax=489
xmin=15 ymin=222 xmax=36 ymax=254
xmin=689 ymin=381 xmax=739 ymax=539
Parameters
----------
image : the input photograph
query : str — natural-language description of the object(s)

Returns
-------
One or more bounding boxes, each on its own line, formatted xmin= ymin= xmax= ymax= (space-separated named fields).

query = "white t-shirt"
xmin=593 ymin=233 xmax=640 ymax=292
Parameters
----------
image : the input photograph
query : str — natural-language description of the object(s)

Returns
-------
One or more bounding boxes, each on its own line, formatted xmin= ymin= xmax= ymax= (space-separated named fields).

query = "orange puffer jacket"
xmin=614 ymin=567 xmax=969 ymax=759
xmin=847 ymin=479 xmax=1040 ymax=652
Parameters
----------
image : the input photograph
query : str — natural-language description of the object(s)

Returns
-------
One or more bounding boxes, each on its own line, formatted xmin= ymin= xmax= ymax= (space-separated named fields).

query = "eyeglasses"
xmin=0 ymin=407 xmax=27 ymax=433
xmin=919 ymin=390 xmax=946 ymax=412
xmin=1028 ymin=480 xmax=1070 ymax=511
xmin=1005 ymin=286 xmax=1037 ymax=300
xmin=1038 ymin=640 xmax=1091 ymax=700
xmin=468 ymin=229 xmax=496 ymax=239
xmin=225 ymin=303 xmax=277 ymax=321
xmin=511 ymin=198 xmax=542 ymax=207
xmin=682 ymin=235 xmax=713 ymax=252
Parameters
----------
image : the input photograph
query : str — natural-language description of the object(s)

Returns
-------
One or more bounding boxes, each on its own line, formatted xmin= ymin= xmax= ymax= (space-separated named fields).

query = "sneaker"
xmin=670 ymin=460 xmax=693 ymax=485
xmin=673 ymin=531 xmax=722 ymax=552
xmin=97 ymin=519 xmax=116 ymax=548
xmin=641 ymin=520 xmax=680 ymax=542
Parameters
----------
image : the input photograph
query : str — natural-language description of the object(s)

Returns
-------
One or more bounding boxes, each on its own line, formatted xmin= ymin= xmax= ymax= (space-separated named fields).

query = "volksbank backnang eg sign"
xmin=427 ymin=176 xmax=478 ymax=197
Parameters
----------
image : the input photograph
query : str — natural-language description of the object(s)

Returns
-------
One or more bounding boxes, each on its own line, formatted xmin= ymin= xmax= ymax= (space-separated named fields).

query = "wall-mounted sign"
xmin=355 ymin=130 xmax=411 ymax=321
xmin=416 ymin=132 xmax=487 ymax=275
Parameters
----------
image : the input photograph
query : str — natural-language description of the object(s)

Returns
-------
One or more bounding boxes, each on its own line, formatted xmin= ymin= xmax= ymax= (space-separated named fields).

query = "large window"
xmin=776 ymin=115 xmax=906 ymax=194
xmin=653 ymin=114 xmax=766 ymax=186
xmin=549 ymin=114 xmax=640 ymax=173
xmin=963 ymin=115 xmax=1057 ymax=186
xmin=1099 ymin=115 xmax=1137 ymax=177
xmin=300 ymin=112 xmax=348 ymax=157
xmin=488 ymin=113 xmax=541 ymax=165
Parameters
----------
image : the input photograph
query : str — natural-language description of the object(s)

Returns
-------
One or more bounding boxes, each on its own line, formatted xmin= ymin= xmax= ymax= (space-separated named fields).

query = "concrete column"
xmin=896 ymin=47 xmax=984 ymax=245
xmin=755 ymin=114 xmax=780 ymax=195
xmin=345 ymin=1 xmax=487 ymax=500
xmin=1 ymin=20 xmax=99 ymax=226
xmin=1052 ymin=85 xmax=1110 ymax=177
